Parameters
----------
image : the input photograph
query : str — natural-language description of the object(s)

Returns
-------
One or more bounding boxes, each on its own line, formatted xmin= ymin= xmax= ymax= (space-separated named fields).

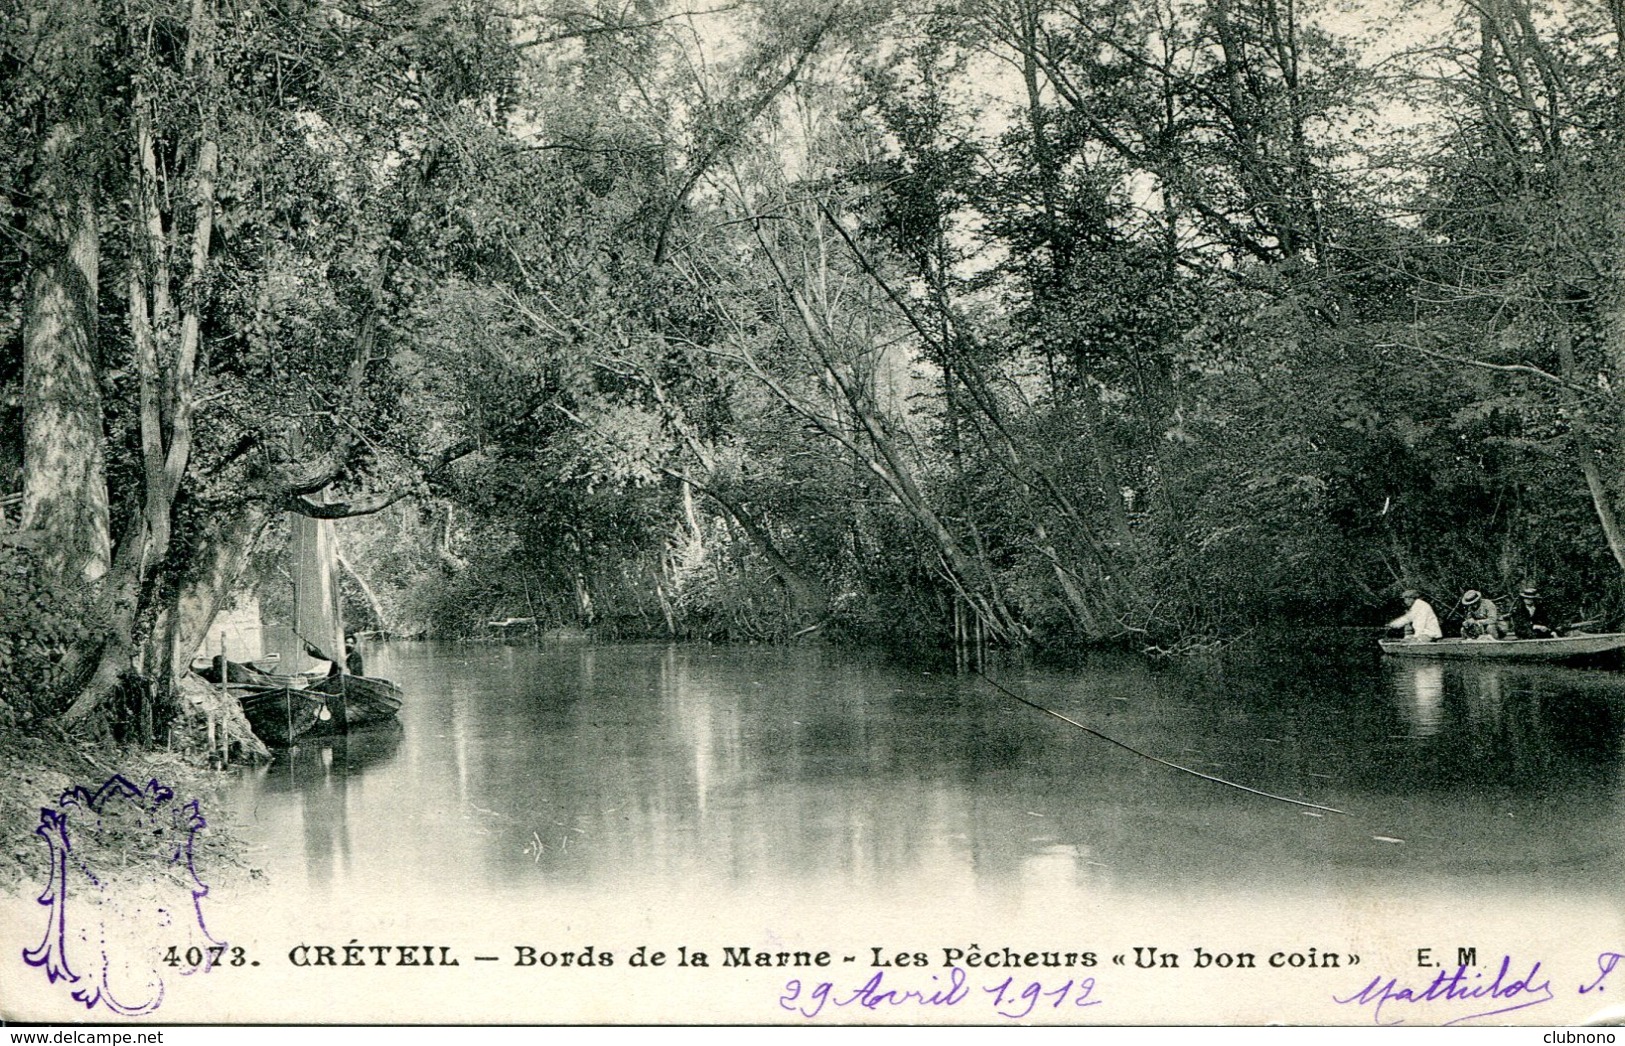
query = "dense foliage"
xmin=8 ymin=0 xmax=1625 ymax=726
xmin=394 ymin=0 xmax=1625 ymax=650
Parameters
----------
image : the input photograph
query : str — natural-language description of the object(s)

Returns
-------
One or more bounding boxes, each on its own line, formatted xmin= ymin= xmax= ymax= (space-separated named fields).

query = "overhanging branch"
xmin=282 ymin=438 xmax=479 ymax=520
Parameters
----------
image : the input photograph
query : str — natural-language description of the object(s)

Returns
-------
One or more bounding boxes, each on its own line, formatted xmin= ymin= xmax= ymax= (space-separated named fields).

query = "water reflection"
xmin=232 ymin=640 xmax=1625 ymax=910
xmin=1392 ymin=662 xmax=1445 ymax=736
xmin=246 ymin=724 xmax=404 ymax=885
xmin=1386 ymin=659 xmax=1625 ymax=768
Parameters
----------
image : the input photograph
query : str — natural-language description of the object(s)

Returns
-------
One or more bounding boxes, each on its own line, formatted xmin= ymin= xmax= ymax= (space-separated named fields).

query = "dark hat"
xmin=1400 ymin=588 xmax=1420 ymax=600
xmin=1461 ymin=590 xmax=1482 ymax=607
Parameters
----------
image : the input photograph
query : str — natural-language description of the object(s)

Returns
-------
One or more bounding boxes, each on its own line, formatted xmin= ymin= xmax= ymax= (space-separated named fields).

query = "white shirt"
xmin=1389 ymin=598 xmax=1443 ymax=640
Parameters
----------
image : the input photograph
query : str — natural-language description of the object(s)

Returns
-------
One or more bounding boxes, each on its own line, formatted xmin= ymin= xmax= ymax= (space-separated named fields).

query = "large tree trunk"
xmin=62 ymin=515 xmax=149 ymax=723
xmin=21 ymin=127 xmax=109 ymax=583
xmin=61 ymin=0 xmax=220 ymax=727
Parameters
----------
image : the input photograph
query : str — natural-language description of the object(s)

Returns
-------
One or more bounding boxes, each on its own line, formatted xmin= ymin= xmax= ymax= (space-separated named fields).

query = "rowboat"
xmin=1379 ymin=633 xmax=1625 ymax=662
xmin=196 ymin=658 xmax=405 ymax=746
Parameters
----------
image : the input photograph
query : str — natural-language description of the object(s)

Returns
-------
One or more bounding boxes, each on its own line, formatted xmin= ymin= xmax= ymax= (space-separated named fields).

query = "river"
xmin=181 ymin=636 xmax=1622 ymax=1023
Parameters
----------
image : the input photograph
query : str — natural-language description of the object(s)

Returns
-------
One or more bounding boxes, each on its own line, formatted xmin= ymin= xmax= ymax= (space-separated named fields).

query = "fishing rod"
xmin=973 ymin=670 xmax=1347 ymax=816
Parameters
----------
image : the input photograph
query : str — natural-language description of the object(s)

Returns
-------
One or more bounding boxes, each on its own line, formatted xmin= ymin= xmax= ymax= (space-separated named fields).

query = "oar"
xmin=974 ymin=671 xmax=1346 ymax=815
xmin=287 ymin=623 xmax=343 ymax=668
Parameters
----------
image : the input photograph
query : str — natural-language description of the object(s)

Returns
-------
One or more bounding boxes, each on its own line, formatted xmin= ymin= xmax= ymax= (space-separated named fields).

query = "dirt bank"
xmin=0 ymin=725 xmax=255 ymax=896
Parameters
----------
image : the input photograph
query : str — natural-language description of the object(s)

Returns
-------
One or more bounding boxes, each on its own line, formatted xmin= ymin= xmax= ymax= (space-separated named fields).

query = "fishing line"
xmin=973 ymin=670 xmax=1347 ymax=816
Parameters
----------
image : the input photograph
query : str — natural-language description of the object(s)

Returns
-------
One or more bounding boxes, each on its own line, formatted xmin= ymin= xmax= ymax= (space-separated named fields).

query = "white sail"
xmin=266 ymin=495 xmax=345 ymax=675
xmin=293 ymin=511 xmax=345 ymax=671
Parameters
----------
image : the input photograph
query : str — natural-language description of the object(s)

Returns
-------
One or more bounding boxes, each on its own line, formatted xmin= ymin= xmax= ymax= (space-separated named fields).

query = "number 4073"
xmin=163 ymin=944 xmax=248 ymax=969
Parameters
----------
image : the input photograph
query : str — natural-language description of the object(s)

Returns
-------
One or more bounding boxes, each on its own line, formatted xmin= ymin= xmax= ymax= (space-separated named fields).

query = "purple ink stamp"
xmin=22 ymin=774 xmax=220 ymax=1016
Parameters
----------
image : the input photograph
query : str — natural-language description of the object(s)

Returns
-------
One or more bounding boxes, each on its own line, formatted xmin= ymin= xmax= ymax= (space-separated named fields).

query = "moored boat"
xmin=1379 ymin=632 xmax=1625 ymax=662
xmin=197 ymin=658 xmax=405 ymax=745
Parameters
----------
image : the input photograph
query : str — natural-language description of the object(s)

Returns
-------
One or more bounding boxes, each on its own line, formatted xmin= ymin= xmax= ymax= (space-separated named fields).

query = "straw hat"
xmin=1460 ymin=590 xmax=1482 ymax=607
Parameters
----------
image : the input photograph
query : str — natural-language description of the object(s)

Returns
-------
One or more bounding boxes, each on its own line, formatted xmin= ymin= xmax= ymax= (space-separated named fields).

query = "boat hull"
xmin=1379 ymin=633 xmax=1625 ymax=662
xmin=306 ymin=674 xmax=405 ymax=734
xmin=232 ymin=683 xmax=326 ymax=746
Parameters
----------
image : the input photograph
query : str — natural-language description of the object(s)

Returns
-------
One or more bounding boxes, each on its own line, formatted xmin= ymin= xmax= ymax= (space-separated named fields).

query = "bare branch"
xmin=1383 ymin=342 xmax=1596 ymax=396
xmin=515 ymin=6 xmax=739 ymax=48
xmin=651 ymin=7 xmax=838 ymax=265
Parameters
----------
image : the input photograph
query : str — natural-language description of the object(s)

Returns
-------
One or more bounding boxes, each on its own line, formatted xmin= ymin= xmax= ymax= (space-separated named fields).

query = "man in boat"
xmin=344 ymin=633 xmax=365 ymax=676
xmin=1458 ymin=589 xmax=1504 ymax=639
xmin=304 ymin=634 xmax=365 ymax=677
xmin=1388 ymin=589 xmax=1442 ymax=641
xmin=1509 ymin=584 xmax=1559 ymax=639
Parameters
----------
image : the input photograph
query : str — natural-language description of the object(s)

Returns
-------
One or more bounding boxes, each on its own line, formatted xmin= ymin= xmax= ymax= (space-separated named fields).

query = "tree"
xmin=1382 ymin=0 xmax=1625 ymax=597
xmin=0 ymin=0 xmax=519 ymax=728
xmin=13 ymin=0 xmax=111 ymax=586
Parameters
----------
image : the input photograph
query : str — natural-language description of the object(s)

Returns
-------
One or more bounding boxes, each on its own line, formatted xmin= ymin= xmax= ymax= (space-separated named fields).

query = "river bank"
xmin=0 ymin=722 xmax=254 ymax=895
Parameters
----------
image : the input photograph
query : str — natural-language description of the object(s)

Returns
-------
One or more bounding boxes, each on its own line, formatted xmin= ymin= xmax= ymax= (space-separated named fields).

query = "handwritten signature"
xmin=1334 ymin=955 xmax=1552 ymax=1025
xmin=780 ymin=968 xmax=1101 ymax=1020
xmin=1580 ymin=952 xmax=1623 ymax=996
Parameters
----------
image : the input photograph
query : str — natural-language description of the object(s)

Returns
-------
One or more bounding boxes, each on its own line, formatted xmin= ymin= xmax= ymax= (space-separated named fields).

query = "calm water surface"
xmin=218 ymin=635 xmax=1625 ymax=1022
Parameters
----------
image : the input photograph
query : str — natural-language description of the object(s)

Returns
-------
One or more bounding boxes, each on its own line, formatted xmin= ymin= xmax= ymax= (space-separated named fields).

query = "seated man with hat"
xmin=1459 ymin=589 xmax=1503 ymax=639
xmin=1509 ymin=583 xmax=1559 ymax=639
xmin=1388 ymin=589 xmax=1442 ymax=641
